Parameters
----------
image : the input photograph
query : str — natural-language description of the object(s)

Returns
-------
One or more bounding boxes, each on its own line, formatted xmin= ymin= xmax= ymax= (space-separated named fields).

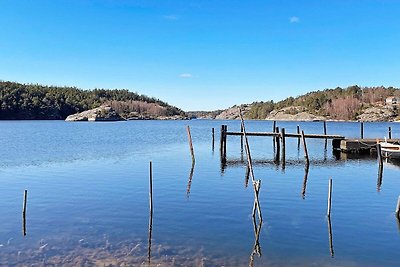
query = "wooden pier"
xmin=219 ymin=124 xmax=400 ymax=158
xmin=336 ymin=138 xmax=400 ymax=153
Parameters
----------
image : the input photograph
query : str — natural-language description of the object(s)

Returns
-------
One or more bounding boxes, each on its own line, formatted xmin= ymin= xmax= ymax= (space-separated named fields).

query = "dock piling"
xmin=301 ymin=130 xmax=310 ymax=165
xmin=323 ymin=121 xmax=327 ymax=136
xmin=281 ymin=128 xmax=286 ymax=166
xmin=275 ymin=127 xmax=280 ymax=163
xmin=297 ymin=125 xmax=301 ymax=149
xmin=22 ymin=190 xmax=27 ymax=236
xmin=148 ymin=161 xmax=153 ymax=264
xmin=360 ymin=122 xmax=364 ymax=139
xmin=389 ymin=126 xmax=392 ymax=139
xmin=212 ymin=127 xmax=215 ymax=147
xmin=186 ymin=126 xmax=195 ymax=164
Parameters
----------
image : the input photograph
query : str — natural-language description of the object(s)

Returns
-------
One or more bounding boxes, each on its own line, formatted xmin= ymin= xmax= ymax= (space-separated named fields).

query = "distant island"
xmin=0 ymin=81 xmax=186 ymax=120
xmin=191 ymin=85 xmax=400 ymax=122
xmin=2 ymin=82 xmax=400 ymax=122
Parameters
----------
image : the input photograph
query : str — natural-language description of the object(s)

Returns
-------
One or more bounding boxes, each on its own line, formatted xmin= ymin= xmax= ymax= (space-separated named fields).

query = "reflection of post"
xmin=327 ymin=216 xmax=334 ymax=257
xmin=245 ymin=165 xmax=250 ymax=188
xmin=148 ymin=162 xmax=153 ymax=265
xmin=186 ymin=162 xmax=195 ymax=198
xmin=22 ymin=190 xmax=27 ymax=236
xmin=376 ymin=144 xmax=383 ymax=191
xmin=249 ymin=215 xmax=263 ymax=267
xmin=301 ymin=165 xmax=310 ymax=199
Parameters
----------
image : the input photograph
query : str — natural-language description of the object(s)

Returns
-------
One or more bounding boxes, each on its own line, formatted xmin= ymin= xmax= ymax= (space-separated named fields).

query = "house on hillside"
xmin=385 ymin=97 xmax=399 ymax=106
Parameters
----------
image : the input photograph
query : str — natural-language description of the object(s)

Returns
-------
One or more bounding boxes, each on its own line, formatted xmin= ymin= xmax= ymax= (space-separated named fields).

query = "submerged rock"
xmin=65 ymin=105 xmax=124 ymax=122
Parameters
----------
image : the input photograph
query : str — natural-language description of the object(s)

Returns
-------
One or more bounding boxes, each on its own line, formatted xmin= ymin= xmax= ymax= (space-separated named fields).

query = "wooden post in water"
xmin=327 ymin=178 xmax=333 ymax=217
xmin=395 ymin=196 xmax=400 ymax=220
xmin=240 ymin=124 xmax=244 ymax=152
xmin=22 ymin=190 xmax=27 ymax=236
xmin=389 ymin=126 xmax=392 ymax=139
xmin=301 ymin=130 xmax=310 ymax=165
xmin=360 ymin=122 xmax=364 ymax=139
xmin=275 ymin=127 xmax=280 ymax=163
xmin=148 ymin=161 xmax=153 ymax=265
xmin=212 ymin=127 xmax=215 ymax=147
xmin=323 ymin=121 xmax=327 ymax=136
xmin=223 ymin=125 xmax=227 ymax=160
xmin=220 ymin=125 xmax=224 ymax=152
xmin=281 ymin=128 xmax=286 ymax=167
xmin=297 ymin=125 xmax=301 ymax=149
xmin=272 ymin=121 xmax=276 ymax=151
xmin=186 ymin=126 xmax=195 ymax=164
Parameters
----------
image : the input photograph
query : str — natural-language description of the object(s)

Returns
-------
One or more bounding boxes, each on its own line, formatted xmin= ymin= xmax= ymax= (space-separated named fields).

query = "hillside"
xmin=0 ymin=81 xmax=185 ymax=120
xmin=233 ymin=85 xmax=400 ymax=121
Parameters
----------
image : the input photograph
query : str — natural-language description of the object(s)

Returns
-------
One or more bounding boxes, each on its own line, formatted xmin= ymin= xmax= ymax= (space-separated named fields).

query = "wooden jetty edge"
xmin=220 ymin=124 xmax=400 ymax=154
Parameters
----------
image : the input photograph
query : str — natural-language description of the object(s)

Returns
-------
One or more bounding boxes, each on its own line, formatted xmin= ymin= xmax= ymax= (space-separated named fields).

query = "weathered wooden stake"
xmin=148 ymin=161 xmax=153 ymax=264
xmin=275 ymin=127 xmax=280 ymax=163
xmin=281 ymin=128 xmax=286 ymax=166
xmin=301 ymin=130 xmax=310 ymax=165
xmin=360 ymin=122 xmax=364 ymax=139
xmin=327 ymin=178 xmax=333 ymax=217
xmin=272 ymin=121 xmax=276 ymax=133
xmin=395 ymin=196 xmax=400 ymax=220
xmin=22 ymin=189 xmax=27 ymax=236
xmin=388 ymin=126 xmax=392 ymax=139
xmin=297 ymin=125 xmax=300 ymax=149
xmin=186 ymin=126 xmax=195 ymax=163
xmin=240 ymin=124 xmax=244 ymax=152
xmin=212 ymin=127 xmax=215 ymax=146
xmin=223 ymin=125 xmax=227 ymax=159
xmin=323 ymin=121 xmax=327 ymax=136
xmin=220 ymin=125 xmax=224 ymax=152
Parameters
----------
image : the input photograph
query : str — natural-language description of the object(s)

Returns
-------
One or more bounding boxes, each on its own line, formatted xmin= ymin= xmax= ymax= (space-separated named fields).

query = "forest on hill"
xmin=245 ymin=85 xmax=400 ymax=120
xmin=0 ymin=81 xmax=184 ymax=119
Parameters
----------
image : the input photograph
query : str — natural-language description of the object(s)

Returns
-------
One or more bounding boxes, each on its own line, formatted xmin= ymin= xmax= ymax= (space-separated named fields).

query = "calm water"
xmin=0 ymin=120 xmax=399 ymax=266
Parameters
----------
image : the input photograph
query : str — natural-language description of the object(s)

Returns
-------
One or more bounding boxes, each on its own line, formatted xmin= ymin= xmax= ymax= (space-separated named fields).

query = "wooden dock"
xmin=336 ymin=139 xmax=400 ymax=153
xmin=219 ymin=124 xmax=400 ymax=157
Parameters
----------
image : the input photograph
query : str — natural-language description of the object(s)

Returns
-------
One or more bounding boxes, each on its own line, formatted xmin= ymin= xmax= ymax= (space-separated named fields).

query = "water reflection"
xmin=301 ymin=164 xmax=310 ymax=199
xmin=249 ymin=216 xmax=263 ymax=267
xmin=327 ymin=216 xmax=334 ymax=258
xmin=186 ymin=162 xmax=195 ymax=198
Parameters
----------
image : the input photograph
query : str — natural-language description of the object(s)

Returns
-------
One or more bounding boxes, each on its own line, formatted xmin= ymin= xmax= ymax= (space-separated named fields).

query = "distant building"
xmin=385 ymin=97 xmax=399 ymax=106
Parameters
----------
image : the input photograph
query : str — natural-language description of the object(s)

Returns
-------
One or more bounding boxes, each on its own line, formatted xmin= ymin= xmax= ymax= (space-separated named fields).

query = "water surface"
xmin=0 ymin=120 xmax=399 ymax=266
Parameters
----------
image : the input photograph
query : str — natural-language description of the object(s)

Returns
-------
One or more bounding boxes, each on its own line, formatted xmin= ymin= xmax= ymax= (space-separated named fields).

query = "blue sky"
xmin=1 ymin=0 xmax=400 ymax=111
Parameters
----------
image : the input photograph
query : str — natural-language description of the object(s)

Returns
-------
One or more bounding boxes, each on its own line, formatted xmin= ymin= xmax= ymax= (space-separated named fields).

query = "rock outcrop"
xmin=65 ymin=106 xmax=124 ymax=121
xmin=357 ymin=105 xmax=397 ymax=122
xmin=264 ymin=106 xmax=325 ymax=121
xmin=215 ymin=105 xmax=250 ymax=120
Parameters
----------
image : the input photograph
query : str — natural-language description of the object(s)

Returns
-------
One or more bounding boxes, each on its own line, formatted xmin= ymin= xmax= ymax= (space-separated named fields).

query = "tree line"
xmin=0 ymin=81 xmax=184 ymax=119
xmin=245 ymin=85 xmax=400 ymax=120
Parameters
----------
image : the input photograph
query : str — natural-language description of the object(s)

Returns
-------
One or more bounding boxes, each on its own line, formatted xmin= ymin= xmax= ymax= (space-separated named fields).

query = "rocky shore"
xmin=65 ymin=105 xmax=188 ymax=121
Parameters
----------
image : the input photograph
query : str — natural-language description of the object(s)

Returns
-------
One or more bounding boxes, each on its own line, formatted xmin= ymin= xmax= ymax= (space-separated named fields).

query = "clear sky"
xmin=1 ymin=0 xmax=400 ymax=111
